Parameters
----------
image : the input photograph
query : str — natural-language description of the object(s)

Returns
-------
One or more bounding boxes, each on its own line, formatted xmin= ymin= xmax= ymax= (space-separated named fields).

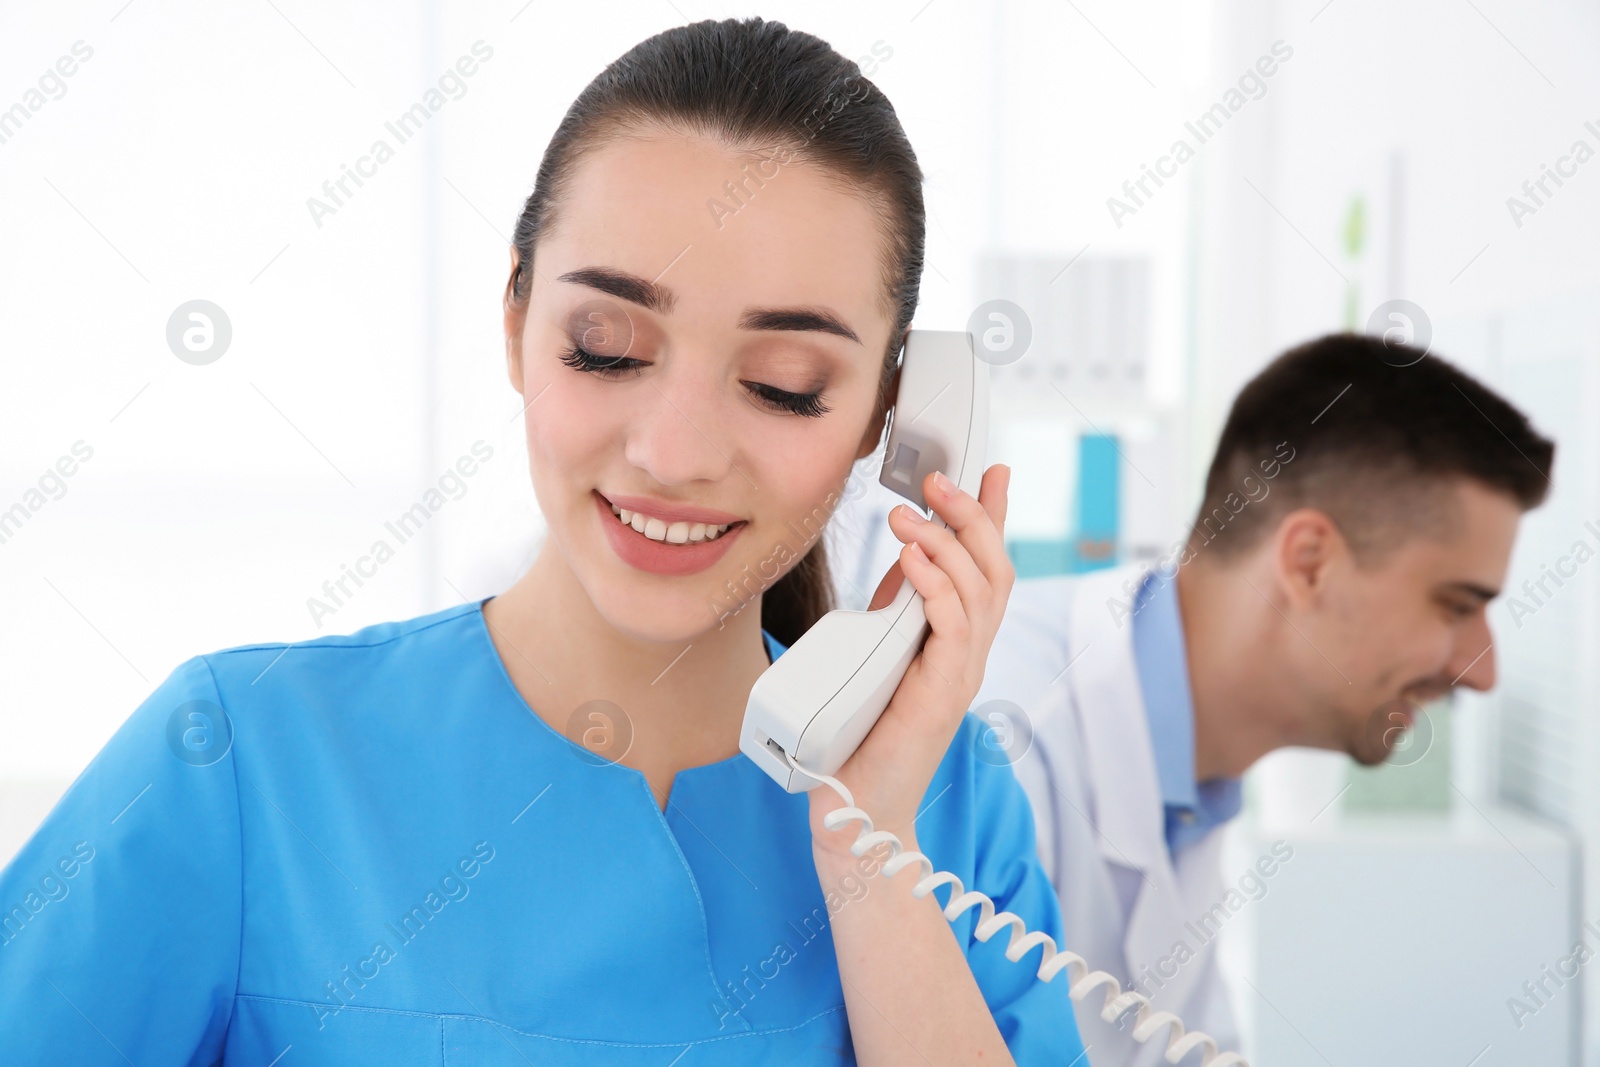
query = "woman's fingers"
xmin=866 ymin=558 xmax=905 ymax=612
xmin=984 ymin=464 xmax=1011 ymax=539
xmin=886 ymin=466 xmax=1010 ymax=618
xmin=895 ymin=539 xmax=966 ymax=689
xmin=888 ymin=510 xmax=991 ymax=645
xmin=979 ymin=464 xmax=1014 ymax=599
xmin=926 ymin=467 xmax=1010 ymax=591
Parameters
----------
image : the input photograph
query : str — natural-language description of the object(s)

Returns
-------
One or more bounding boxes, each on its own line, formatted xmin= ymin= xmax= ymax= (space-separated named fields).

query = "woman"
xmin=0 ymin=18 xmax=1085 ymax=1065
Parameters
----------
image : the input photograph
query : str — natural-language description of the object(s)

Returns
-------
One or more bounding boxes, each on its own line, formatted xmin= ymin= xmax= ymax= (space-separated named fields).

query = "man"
xmin=974 ymin=332 xmax=1555 ymax=1066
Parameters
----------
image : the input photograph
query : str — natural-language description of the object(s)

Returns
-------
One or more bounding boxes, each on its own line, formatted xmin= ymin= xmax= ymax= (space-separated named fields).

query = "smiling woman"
xmin=496 ymin=28 xmax=922 ymax=651
xmin=0 ymin=16 xmax=1082 ymax=1067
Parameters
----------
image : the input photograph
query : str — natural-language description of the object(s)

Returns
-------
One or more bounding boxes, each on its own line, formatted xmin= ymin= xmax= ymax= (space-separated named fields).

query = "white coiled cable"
xmin=786 ymin=752 xmax=1250 ymax=1067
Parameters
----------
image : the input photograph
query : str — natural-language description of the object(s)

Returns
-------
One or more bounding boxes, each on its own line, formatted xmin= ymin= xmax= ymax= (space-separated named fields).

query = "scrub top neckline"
xmin=468 ymin=595 xmax=770 ymax=795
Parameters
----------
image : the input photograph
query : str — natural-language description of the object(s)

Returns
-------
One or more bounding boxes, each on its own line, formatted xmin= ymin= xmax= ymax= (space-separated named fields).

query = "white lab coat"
xmin=974 ymin=564 xmax=1240 ymax=1067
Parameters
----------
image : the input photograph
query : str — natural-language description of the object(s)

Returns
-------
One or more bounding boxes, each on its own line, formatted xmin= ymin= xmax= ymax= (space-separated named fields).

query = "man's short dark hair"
xmin=1190 ymin=332 xmax=1555 ymax=561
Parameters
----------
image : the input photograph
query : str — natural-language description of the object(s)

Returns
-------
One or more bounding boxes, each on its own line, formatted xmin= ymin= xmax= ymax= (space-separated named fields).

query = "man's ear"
xmin=503 ymin=247 xmax=526 ymax=395
xmin=1273 ymin=507 xmax=1347 ymax=609
xmin=856 ymin=338 xmax=905 ymax=461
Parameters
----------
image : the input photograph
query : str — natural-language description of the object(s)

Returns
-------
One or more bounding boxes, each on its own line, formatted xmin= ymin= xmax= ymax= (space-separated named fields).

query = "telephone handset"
xmin=741 ymin=329 xmax=988 ymax=793
xmin=737 ymin=328 xmax=1250 ymax=1067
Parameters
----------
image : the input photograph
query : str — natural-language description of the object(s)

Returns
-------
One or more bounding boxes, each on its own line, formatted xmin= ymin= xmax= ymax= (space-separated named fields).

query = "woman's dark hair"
xmin=505 ymin=18 xmax=925 ymax=646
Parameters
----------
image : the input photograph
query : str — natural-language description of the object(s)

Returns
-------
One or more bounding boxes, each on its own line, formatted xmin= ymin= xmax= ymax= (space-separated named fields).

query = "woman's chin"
xmin=586 ymin=581 xmax=751 ymax=647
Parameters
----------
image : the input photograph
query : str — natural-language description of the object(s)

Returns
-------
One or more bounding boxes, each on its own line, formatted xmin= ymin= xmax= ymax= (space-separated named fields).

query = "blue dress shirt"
xmin=1128 ymin=570 xmax=1243 ymax=855
xmin=0 ymin=599 xmax=1084 ymax=1064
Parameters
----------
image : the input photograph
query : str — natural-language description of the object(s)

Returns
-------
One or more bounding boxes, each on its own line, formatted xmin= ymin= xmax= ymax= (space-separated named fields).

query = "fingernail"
xmin=932 ymin=470 xmax=954 ymax=493
xmin=898 ymin=504 xmax=927 ymax=524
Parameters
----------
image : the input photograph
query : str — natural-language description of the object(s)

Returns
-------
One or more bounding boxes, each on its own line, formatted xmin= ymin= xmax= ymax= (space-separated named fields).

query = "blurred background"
xmin=3 ymin=0 xmax=1599 ymax=1062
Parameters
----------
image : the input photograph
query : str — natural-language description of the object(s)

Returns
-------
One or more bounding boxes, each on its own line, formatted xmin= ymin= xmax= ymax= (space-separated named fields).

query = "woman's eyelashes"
xmin=558 ymin=342 xmax=831 ymax=418
xmin=743 ymin=380 xmax=830 ymax=418
xmin=559 ymin=342 xmax=644 ymax=377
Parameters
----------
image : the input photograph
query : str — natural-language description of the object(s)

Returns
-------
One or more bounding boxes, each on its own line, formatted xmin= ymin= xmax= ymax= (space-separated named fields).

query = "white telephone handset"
xmin=741 ymin=329 xmax=988 ymax=792
xmin=738 ymin=328 xmax=1250 ymax=1067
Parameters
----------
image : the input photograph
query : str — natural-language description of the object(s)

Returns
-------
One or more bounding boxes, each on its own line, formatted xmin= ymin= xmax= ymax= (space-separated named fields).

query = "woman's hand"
xmin=807 ymin=463 xmax=1014 ymax=858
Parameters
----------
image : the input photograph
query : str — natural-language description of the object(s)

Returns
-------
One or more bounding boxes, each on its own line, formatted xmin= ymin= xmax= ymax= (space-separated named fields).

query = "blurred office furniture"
xmin=976 ymin=252 xmax=1179 ymax=579
xmin=1224 ymin=808 xmax=1580 ymax=1066
xmin=1067 ymin=431 xmax=1120 ymax=574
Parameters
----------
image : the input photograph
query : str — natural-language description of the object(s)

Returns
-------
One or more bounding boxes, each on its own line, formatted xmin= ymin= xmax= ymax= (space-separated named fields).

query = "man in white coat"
xmin=974 ymin=333 xmax=1555 ymax=1066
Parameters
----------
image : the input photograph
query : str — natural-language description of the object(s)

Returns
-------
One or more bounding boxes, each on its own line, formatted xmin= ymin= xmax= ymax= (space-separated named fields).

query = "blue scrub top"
xmin=0 ymin=600 xmax=1085 ymax=1065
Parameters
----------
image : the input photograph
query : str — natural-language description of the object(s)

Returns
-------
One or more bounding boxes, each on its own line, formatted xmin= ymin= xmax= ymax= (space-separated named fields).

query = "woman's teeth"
xmin=610 ymin=502 xmax=732 ymax=545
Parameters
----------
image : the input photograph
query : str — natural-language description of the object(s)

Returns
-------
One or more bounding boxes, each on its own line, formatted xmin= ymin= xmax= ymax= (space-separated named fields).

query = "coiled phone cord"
xmin=785 ymin=752 xmax=1251 ymax=1067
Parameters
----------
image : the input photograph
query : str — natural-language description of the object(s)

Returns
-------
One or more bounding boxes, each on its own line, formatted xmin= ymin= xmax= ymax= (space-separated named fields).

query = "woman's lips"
xmin=594 ymin=491 xmax=746 ymax=577
xmin=601 ymin=491 xmax=743 ymax=527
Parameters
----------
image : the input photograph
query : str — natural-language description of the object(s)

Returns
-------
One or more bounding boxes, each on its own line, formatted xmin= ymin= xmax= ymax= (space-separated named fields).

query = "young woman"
xmin=0 ymin=18 xmax=1086 ymax=1065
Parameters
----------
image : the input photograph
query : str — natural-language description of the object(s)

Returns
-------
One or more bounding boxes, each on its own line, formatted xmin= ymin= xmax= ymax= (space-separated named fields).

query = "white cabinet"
xmin=1221 ymin=809 xmax=1580 ymax=1065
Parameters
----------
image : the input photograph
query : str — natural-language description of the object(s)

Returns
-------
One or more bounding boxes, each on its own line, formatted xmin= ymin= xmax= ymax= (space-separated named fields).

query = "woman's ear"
xmin=503 ymin=247 xmax=526 ymax=395
xmin=856 ymin=354 xmax=902 ymax=461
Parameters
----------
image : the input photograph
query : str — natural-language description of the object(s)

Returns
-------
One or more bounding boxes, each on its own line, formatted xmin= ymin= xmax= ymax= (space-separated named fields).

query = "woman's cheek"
xmin=778 ymin=451 xmax=859 ymax=550
xmin=524 ymin=381 xmax=602 ymax=513
xmin=535 ymin=376 xmax=606 ymax=455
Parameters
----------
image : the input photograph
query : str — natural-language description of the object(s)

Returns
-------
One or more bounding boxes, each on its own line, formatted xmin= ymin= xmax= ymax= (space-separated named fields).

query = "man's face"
xmin=1293 ymin=478 xmax=1525 ymax=765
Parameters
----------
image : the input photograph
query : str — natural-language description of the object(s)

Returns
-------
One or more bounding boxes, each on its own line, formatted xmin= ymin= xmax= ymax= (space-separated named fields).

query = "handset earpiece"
xmin=741 ymin=330 xmax=989 ymax=792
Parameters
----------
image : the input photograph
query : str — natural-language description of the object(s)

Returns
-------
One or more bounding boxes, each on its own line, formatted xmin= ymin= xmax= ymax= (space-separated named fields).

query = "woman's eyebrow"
xmin=557 ymin=267 xmax=676 ymax=314
xmin=558 ymin=266 xmax=861 ymax=345
xmin=740 ymin=307 xmax=860 ymax=345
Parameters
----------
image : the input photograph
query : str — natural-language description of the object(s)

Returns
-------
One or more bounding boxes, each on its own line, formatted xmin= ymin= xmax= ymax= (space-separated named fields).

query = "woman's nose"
xmin=622 ymin=370 xmax=740 ymax=487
